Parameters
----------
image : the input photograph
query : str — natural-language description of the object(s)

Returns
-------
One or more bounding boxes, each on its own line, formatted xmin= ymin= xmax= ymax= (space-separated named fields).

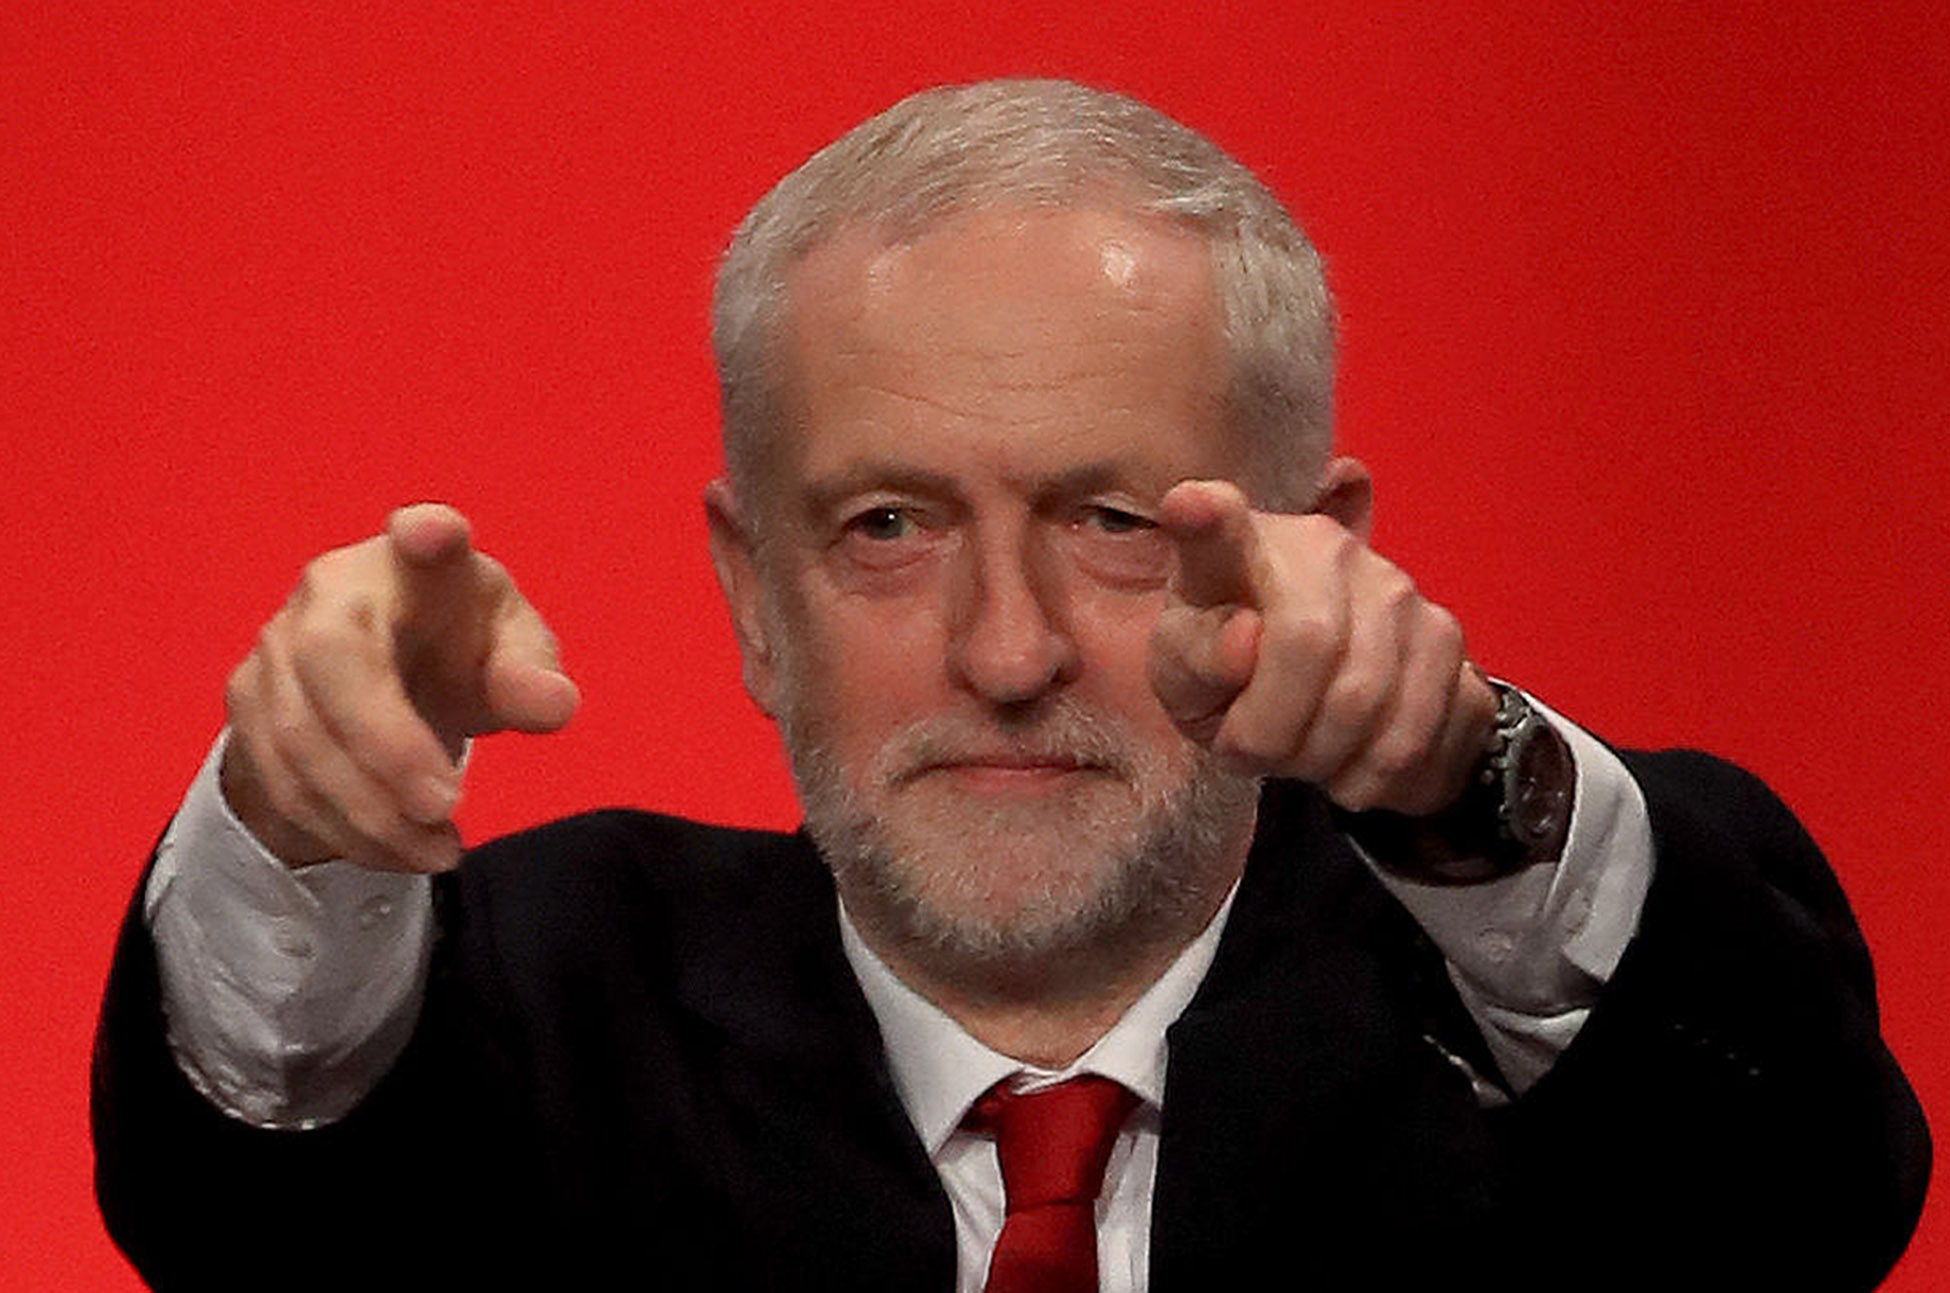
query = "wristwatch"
xmin=1339 ymin=680 xmax=1575 ymax=884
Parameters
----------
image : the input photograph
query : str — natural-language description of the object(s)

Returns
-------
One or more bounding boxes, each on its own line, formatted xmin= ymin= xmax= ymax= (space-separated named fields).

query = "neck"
xmin=846 ymin=867 xmax=1239 ymax=1069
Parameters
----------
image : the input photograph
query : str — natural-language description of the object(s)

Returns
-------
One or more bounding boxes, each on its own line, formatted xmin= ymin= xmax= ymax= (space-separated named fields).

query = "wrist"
xmin=1336 ymin=682 xmax=1574 ymax=884
xmin=217 ymin=736 xmax=336 ymax=869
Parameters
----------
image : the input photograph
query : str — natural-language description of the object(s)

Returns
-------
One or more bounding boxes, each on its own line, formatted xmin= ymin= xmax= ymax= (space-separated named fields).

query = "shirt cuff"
xmin=145 ymin=730 xmax=434 ymax=1128
xmin=1355 ymin=695 xmax=1655 ymax=1091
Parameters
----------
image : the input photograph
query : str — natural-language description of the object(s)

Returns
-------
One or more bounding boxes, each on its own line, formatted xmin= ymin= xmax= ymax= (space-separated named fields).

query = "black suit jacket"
xmin=94 ymin=751 xmax=1929 ymax=1290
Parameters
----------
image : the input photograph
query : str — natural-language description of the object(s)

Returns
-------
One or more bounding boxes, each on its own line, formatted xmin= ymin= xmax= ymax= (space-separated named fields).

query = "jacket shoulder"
xmin=441 ymin=808 xmax=831 ymax=984
xmin=461 ymin=807 xmax=812 ymax=905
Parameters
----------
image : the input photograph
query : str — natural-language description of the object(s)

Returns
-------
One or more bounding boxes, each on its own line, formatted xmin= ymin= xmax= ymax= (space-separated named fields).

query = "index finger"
xmin=386 ymin=502 xmax=486 ymax=648
xmin=1158 ymin=479 xmax=1261 ymax=609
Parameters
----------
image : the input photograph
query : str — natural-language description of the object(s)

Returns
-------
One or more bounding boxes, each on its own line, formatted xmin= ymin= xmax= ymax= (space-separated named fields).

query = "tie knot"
xmin=970 ymin=1075 xmax=1140 ymax=1212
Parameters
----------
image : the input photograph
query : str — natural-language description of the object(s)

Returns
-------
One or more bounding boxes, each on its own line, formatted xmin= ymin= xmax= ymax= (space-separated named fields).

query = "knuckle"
xmin=295 ymin=546 xmax=386 ymax=617
xmin=255 ymin=765 xmax=312 ymax=828
xmin=292 ymin=554 xmax=337 ymax=605
xmin=223 ymin=658 xmax=259 ymax=719
xmin=1211 ymin=730 xmax=1258 ymax=769
xmin=361 ymin=821 xmax=450 ymax=874
xmin=253 ymin=618 xmax=286 ymax=661
xmin=1265 ymin=605 xmax=1341 ymax=658
xmin=1325 ymin=666 xmax=1391 ymax=723
xmin=511 ymin=610 xmax=563 ymax=667
xmin=1216 ymin=717 xmax=1295 ymax=772
xmin=1297 ymin=512 xmax=1344 ymax=543
xmin=286 ymin=616 xmax=336 ymax=663
xmin=1423 ymin=602 xmax=1463 ymax=649
xmin=1328 ymin=773 xmax=1382 ymax=813
xmin=289 ymin=601 xmax=369 ymax=660
xmin=1366 ymin=728 xmax=1431 ymax=780
xmin=338 ymin=801 xmax=405 ymax=859
xmin=473 ymin=552 xmax=515 ymax=603
xmin=1379 ymin=570 xmax=1418 ymax=615
xmin=1320 ymin=520 xmax=1363 ymax=564
xmin=368 ymin=730 xmax=439 ymax=789
xmin=329 ymin=591 xmax=381 ymax=634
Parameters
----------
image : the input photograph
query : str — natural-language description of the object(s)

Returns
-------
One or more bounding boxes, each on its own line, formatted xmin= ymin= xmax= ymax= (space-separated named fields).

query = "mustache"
xmin=876 ymin=702 xmax=1149 ymax=784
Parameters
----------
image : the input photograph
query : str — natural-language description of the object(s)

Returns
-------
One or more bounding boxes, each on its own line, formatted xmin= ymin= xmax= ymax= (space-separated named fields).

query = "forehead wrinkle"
xmin=838 ymin=325 xmax=1197 ymax=400
xmin=812 ymin=324 xmax=1176 ymax=428
xmin=853 ymin=374 xmax=1004 ymax=424
xmin=838 ymin=384 xmax=1162 ymax=451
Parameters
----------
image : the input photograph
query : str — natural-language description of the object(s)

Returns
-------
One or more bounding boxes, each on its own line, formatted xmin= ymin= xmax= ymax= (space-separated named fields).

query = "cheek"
xmin=1067 ymin=587 xmax=1174 ymax=720
xmin=790 ymin=590 xmax=952 ymax=741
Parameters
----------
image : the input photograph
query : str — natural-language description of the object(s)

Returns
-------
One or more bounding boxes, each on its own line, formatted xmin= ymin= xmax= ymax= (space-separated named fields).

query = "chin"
xmin=797 ymin=743 xmax=1261 ymax=992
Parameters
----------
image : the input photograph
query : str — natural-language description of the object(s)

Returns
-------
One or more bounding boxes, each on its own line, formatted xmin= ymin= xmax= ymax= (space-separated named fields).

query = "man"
xmin=94 ymin=80 xmax=1927 ymax=1290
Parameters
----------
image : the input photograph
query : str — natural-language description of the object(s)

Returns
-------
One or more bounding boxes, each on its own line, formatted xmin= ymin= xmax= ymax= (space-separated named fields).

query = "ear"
xmin=1312 ymin=456 xmax=1375 ymax=542
xmin=703 ymin=477 xmax=780 ymax=718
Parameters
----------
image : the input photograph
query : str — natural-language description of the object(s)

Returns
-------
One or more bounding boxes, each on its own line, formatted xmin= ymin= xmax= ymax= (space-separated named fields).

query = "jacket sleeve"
xmin=91 ymin=848 xmax=535 ymax=1291
xmin=1490 ymin=749 xmax=1930 ymax=1289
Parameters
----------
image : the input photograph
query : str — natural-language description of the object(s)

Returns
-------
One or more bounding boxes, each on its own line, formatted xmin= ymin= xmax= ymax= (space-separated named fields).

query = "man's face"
xmin=722 ymin=205 xmax=1262 ymax=986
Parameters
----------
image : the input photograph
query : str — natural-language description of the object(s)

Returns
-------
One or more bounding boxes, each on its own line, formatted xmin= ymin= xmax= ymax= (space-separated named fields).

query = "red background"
xmin=5 ymin=1 xmax=1945 ymax=1284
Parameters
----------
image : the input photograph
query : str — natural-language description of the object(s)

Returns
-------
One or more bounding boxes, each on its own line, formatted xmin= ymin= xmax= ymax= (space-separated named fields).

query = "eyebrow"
xmin=797 ymin=463 xmax=962 ymax=522
xmin=797 ymin=459 xmax=1154 ymax=521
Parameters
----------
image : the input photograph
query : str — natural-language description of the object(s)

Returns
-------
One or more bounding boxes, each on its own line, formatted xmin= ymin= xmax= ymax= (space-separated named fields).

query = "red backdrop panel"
xmin=5 ymin=1 xmax=1944 ymax=1284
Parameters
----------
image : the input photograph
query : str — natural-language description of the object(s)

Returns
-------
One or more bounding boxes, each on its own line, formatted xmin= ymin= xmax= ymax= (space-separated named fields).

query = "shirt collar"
xmin=839 ymin=887 xmax=1239 ymax=1157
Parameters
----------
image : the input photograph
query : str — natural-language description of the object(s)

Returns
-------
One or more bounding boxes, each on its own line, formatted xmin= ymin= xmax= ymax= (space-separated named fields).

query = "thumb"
xmin=1149 ymin=601 xmax=1261 ymax=744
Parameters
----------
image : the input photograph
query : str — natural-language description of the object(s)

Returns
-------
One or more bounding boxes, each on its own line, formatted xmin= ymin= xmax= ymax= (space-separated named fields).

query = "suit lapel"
xmin=1151 ymin=785 xmax=1505 ymax=1286
xmin=662 ymin=829 xmax=958 ymax=1287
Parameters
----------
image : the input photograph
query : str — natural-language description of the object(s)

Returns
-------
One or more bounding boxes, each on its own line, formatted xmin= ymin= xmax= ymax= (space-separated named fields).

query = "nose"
xmin=947 ymin=531 xmax=1079 ymax=708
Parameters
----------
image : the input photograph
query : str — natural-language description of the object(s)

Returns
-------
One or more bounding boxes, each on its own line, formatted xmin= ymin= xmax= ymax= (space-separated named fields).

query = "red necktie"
xmin=967 ymin=1075 xmax=1141 ymax=1293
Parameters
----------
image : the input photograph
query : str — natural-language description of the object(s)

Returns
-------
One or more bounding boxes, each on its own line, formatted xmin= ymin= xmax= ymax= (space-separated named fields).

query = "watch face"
xmin=1508 ymin=722 xmax=1574 ymax=847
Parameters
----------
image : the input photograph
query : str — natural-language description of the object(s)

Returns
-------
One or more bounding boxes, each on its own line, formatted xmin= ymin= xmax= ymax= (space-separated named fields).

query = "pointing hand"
xmin=220 ymin=504 xmax=578 ymax=872
xmin=1149 ymin=480 xmax=1494 ymax=816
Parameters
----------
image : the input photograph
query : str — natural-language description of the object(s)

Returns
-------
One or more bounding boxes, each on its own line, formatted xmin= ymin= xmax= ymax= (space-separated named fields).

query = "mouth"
xmin=876 ymin=706 xmax=1139 ymax=798
xmin=902 ymin=753 xmax=1112 ymax=797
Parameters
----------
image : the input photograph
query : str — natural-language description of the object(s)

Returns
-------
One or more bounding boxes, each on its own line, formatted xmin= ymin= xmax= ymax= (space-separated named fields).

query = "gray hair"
xmin=711 ymin=78 xmax=1337 ymax=514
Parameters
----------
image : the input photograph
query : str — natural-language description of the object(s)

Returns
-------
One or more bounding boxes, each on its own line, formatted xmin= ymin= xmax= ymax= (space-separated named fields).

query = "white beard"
xmin=776 ymin=680 xmax=1261 ymax=991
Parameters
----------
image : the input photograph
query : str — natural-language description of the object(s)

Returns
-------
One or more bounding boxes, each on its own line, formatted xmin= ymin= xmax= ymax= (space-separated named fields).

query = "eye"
xmin=845 ymin=506 xmax=913 ymax=541
xmin=1066 ymin=501 xmax=1169 ymax=589
xmin=831 ymin=503 xmax=940 ymax=577
xmin=1083 ymin=504 xmax=1156 ymax=536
